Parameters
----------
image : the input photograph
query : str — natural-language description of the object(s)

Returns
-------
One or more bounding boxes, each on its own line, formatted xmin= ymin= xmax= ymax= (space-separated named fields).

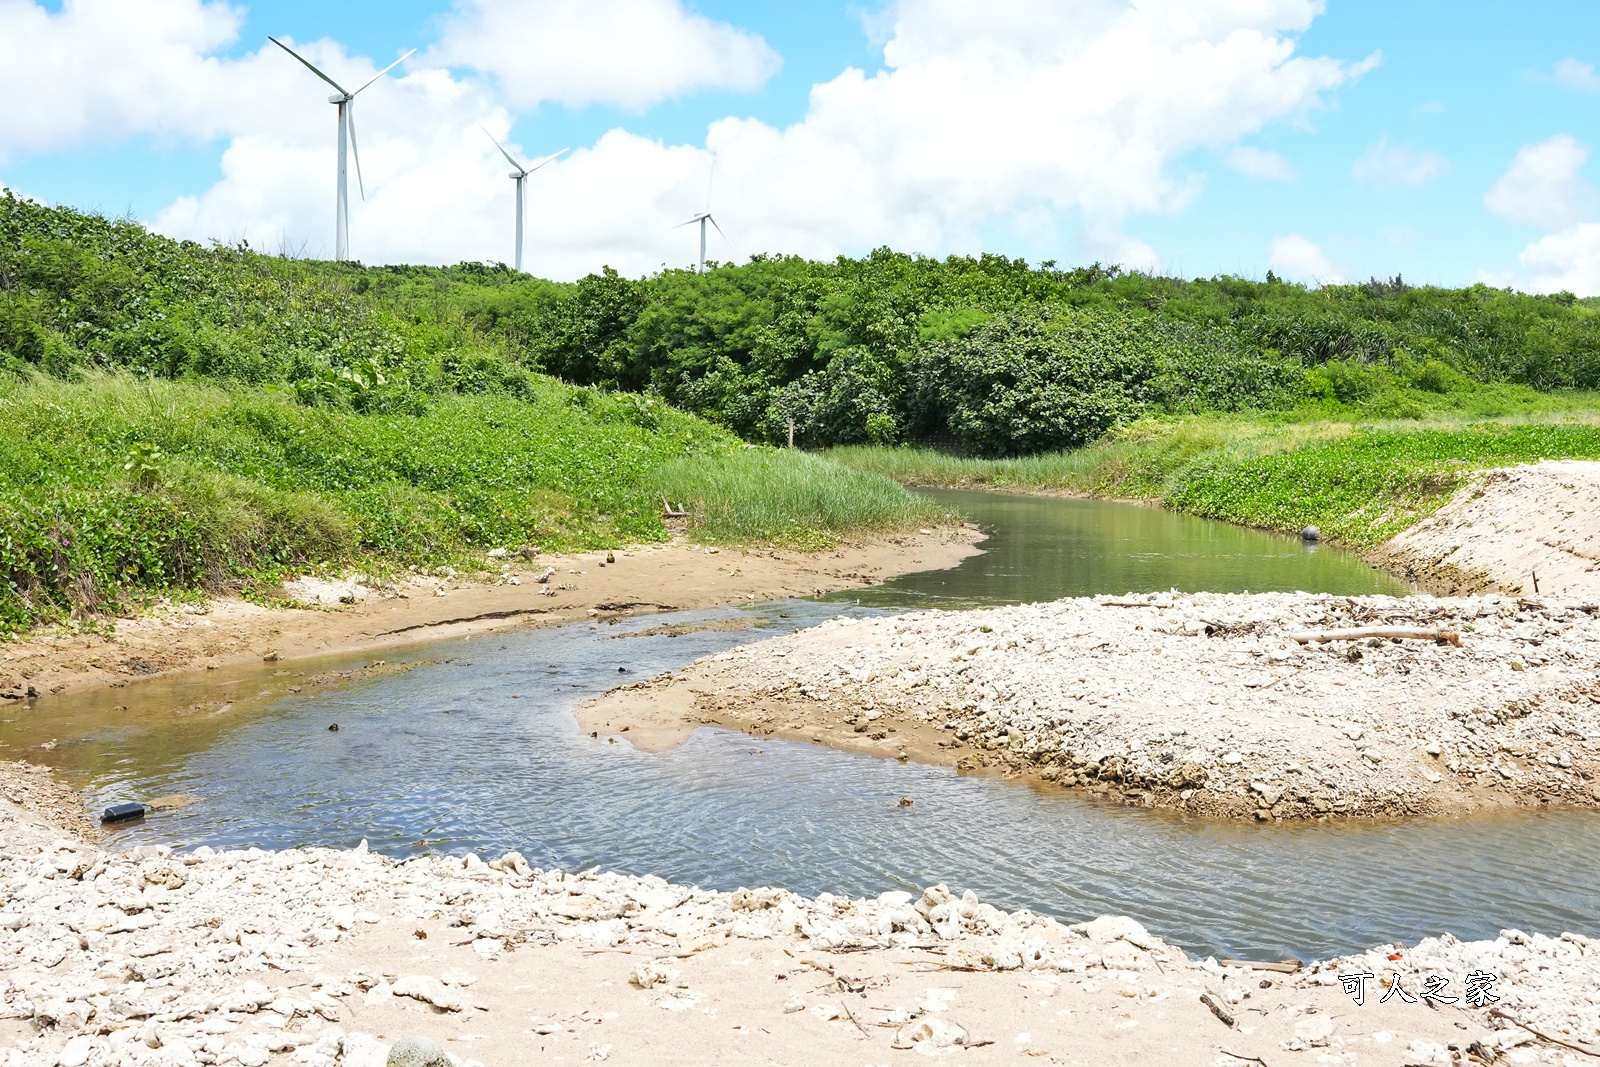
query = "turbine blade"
xmin=353 ymin=47 xmax=416 ymax=96
xmin=708 ymin=214 xmax=736 ymax=261
xmin=525 ymin=147 xmax=569 ymax=174
xmin=347 ymin=101 xmax=367 ymax=202
xmin=480 ymin=125 xmax=527 ymax=172
xmin=268 ymin=36 xmax=349 ymax=95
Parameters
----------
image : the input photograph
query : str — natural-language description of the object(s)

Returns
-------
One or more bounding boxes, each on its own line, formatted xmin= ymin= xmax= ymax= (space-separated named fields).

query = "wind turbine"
xmin=676 ymin=162 xmax=727 ymax=273
xmin=481 ymin=129 xmax=567 ymax=272
xmin=268 ymin=36 xmax=415 ymax=262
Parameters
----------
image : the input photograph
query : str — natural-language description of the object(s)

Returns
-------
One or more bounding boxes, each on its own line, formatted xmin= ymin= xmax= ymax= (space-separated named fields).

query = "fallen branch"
xmin=1220 ymin=958 xmax=1302 ymax=974
xmin=1200 ymin=993 xmax=1236 ymax=1029
xmin=1490 ymin=1008 xmax=1600 ymax=1058
xmin=661 ymin=495 xmax=689 ymax=519
xmin=1289 ymin=626 xmax=1461 ymax=646
xmin=1219 ymin=1052 xmax=1270 ymax=1067
xmin=1098 ymin=600 xmax=1174 ymax=608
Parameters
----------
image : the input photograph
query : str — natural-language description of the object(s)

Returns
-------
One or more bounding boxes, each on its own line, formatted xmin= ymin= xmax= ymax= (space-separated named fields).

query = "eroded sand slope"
xmin=1382 ymin=460 xmax=1600 ymax=597
xmin=0 ymin=529 xmax=980 ymax=704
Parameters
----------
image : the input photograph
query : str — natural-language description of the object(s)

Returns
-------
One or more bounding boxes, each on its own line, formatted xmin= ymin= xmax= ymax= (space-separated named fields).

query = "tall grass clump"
xmin=1167 ymin=422 xmax=1600 ymax=545
xmin=0 ymin=373 xmax=681 ymax=634
xmin=651 ymin=448 xmax=950 ymax=550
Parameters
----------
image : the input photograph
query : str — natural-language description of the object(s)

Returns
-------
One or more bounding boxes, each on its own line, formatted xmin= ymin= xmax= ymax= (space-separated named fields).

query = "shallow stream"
xmin=5 ymin=493 xmax=1597 ymax=963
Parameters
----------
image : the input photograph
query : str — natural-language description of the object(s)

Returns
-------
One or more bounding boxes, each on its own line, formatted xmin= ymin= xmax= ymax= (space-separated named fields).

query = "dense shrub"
xmin=10 ymin=192 xmax=1600 ymax=463
xmin=910 ymin=312 xmax=1298 ymax=456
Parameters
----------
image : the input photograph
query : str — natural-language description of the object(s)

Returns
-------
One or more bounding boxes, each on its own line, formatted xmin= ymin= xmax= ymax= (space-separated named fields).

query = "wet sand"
xmin=0 ymin=527 xmax=981 ymax=706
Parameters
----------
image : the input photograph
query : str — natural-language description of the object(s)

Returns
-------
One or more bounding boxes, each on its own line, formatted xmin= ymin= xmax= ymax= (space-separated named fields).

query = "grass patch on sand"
xmin=0 ymin=374 xmax=941 ymax=637
xmin=830 ymin=410 xmax=1600 ymax=547
xmin=652 ymin=448 xmax=950 ymax=551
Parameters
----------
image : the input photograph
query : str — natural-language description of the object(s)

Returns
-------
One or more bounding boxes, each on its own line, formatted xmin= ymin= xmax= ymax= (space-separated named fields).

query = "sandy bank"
xmin=1380 ymin=460 xmax=1600 ymax=598
xmin=0 ymin=528 xmax=980 ymax=706
xmin=582 ymin=592 xmax=1600 ymax=820
xmin=4 ymin=764 xmax=1591 ymax=1067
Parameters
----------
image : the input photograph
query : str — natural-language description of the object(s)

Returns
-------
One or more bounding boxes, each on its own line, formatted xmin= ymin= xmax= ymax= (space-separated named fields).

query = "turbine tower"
xmin=481 ymin=129 xmax=567 ymax=272
xmin=676 ymin=161 xmax=727 ymax=273
xmin=269 ymin=37 xmax=415 ymax=262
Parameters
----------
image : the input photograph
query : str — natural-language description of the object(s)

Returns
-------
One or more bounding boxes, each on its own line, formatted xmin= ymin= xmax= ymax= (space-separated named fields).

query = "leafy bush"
xmin=12 ymin=193 xmax=1600 ymax=459
xmin=910 ymin=312 xmax=1295 ymax=456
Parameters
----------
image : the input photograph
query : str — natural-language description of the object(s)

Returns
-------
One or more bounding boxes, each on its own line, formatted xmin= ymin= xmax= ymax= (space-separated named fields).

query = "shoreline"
xmin=2 ymin=766 xmax=1590 ymax=1067
xmin=842 ymin=458 xmax=1600 ymax=602
xmin=0 ymin=527 xmax=982 ymax=708
xmin=582 ymin=590 xmax=1600 ymax=821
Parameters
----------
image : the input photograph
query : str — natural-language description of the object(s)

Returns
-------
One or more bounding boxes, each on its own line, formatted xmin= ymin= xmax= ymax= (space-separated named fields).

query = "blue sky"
xmin=4 ymin=1 xmax=1600 ymax=291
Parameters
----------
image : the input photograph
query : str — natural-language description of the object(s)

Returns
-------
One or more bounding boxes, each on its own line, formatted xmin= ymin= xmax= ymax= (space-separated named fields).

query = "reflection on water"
xmin=834 ymin=489 xmax=1407 ymax=610
xmin=7 ymin=598 xmax=1597 ymax=964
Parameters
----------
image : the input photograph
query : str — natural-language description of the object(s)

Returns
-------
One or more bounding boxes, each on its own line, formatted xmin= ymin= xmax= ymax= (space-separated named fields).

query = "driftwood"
xmin=1199 ymin=993 xmax=1236 ymax=1028
xmin=661 ymin=495 xmax=689 ymax=518
xmin=1220 ymin=958 xmax=1302 ymax=974
xmin=838 ymin=1000 xmax=871 ymax=1040
xmin=1489 ymin=1008 xmax=1600 ymax=1058
xmin=1289 ymin=626 xmax=1461 ymax=647
xmin=1098 ymin=600 xmax=1174 ymax=608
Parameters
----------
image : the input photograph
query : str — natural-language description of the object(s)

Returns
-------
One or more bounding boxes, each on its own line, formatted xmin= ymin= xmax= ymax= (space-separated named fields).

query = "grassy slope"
xmin=830 ymin=386 xmax=1600 ymax=548
xmin=0 ymin=374 xmax=944 ymax=637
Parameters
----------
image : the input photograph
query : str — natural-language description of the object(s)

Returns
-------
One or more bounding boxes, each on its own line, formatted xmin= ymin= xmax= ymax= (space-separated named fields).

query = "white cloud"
xmin=1228 ymin=145 xmax=1296 ymax=180
xmin=10 ymin=0 xmax=1375 ymax=279
xmin=1351 ymin=138 xmax=1448 ymax=188
xmin=671 ymin=0 xmax=1367 ymax=262
xmin=1481 ymin=136 xmax=1600 ymax=295
xmin=0 ymin=0 xmax=244 ymax=160
xmin=1552 ymin=57 xmax=1600 ymax=93
xmin=429 ymin=0 xmax=780 ymax=110
xmin=1268 ymin=233 xmax=1344 ymax=284
xmin=1480 ymin=224 xmax=1600 ymax=296
xmin=1484 ymin=134 xmax=1596 ymax=230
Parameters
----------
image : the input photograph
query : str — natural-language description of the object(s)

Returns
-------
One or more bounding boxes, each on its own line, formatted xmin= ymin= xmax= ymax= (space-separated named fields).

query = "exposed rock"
xmin=386 ymin=1034 xmax=451 ymax=1067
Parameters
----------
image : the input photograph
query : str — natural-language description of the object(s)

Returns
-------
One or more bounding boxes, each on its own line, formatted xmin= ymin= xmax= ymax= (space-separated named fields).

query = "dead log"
xmin=1289 ymin=626 xmax=1460 ymax=646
